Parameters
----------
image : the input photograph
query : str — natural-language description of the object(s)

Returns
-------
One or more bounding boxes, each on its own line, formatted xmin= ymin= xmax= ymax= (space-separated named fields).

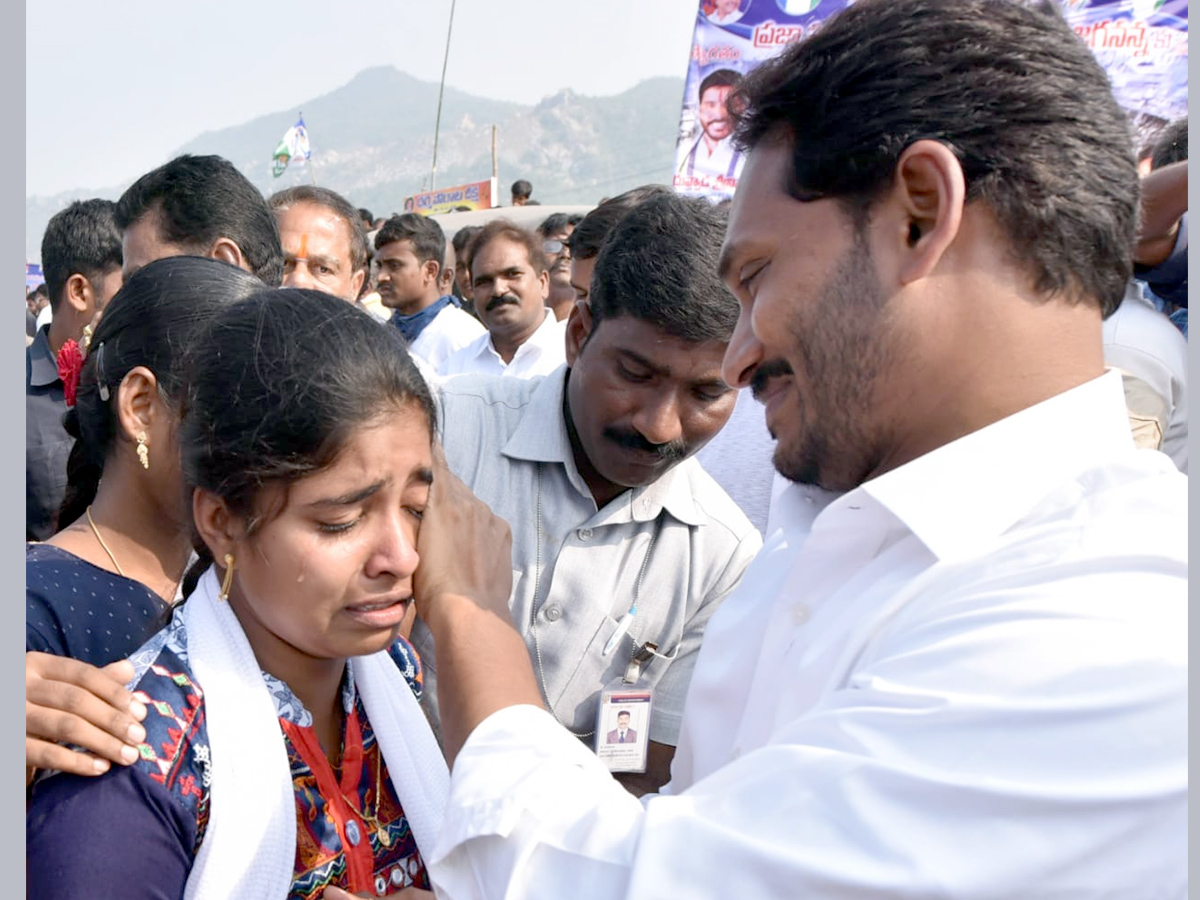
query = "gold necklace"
xmin=348 ymin=745 xmax=392 ymax=847
xmin=85 ymin=506 xmax=126 ymax=577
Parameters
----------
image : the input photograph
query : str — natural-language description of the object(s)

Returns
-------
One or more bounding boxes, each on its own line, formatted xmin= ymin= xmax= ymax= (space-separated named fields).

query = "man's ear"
xmin=423 ymin=259 xmax=441 ymax=287
xmin=63 ymin=273 xmax=93 ymax=315
xmin=209 ymin=238 xmax=248 ymax=273
xmin=536 ymin=268 xmax=550 ymax=302
xmin=564 ymin=300 xmax=594 ymax=366
xmin=890 ymin=139 xmax=966 ymax=285
xmin=350 ymin=267 xmax=367 ymax=301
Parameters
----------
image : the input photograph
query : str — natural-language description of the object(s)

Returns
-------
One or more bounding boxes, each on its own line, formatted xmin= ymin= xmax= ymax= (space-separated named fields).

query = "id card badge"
xmin=594 ymin=644 xmax=656 ymax=773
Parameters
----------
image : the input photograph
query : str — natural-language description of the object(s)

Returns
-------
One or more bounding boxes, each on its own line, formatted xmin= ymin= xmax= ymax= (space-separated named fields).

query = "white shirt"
xmin=36 ymin=304 xmax=52 ymax=331
xmin=438 ymin=308 xmax=566 ymax=379
xmin=1104 ymin=284 xmax=1188 ymax=473
xmin=407 ymin=304 xmax=486 ymax=372
xmin=412 ymin=368 xmax=762 ymax=745
xmin=678 ymin=133 xmax=743 ymax=182
xmin=427 ymin=369 xmax=1188 ymax=900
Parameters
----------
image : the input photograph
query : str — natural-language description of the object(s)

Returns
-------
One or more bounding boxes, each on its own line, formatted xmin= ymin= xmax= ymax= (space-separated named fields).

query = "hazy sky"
xmin=26 ymin=0 xmax=700 ymax=197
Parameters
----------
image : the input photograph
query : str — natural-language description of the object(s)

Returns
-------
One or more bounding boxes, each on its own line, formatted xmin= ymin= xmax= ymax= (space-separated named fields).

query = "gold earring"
xmin=218 ymin=553 xmax=235 ymax=602
xmin=136 ymin=432 xmax=150 ymax=470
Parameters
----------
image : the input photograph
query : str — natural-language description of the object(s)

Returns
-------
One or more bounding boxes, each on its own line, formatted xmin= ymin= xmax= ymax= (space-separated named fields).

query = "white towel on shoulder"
xmin=182 ymin=565 xmax=448 ymax=900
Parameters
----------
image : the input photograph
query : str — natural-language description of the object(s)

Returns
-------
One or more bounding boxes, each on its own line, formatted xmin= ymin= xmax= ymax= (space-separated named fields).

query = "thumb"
xmin=101 ymin=658 xmax=136 ymax=684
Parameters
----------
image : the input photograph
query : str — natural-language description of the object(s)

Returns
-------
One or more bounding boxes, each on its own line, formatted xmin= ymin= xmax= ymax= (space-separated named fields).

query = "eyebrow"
xmin=412 ymin=467 xmax=434 ymax=487
xmin=619 ymin=347 xmax=730 ymax=391
xmin=308 ymin=480 xmax=386 ymax=508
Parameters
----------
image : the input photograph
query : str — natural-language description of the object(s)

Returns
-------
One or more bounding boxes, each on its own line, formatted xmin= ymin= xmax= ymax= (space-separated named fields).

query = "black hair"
xmin=570 ymin=185 xmax=673 ymax=259
xmin=1151 ymin=118 xmax=1188 ymax=170
xmin=116 ymin=154 xmax=285 ymax=287
xmin=536 ymin=213 xmax=582 ymax=238
xmin=358 ymin=207 xmax=374 ymax=226
xmin=451 ymin=225 xmax=481 ymax=257
xmin=375 ymin=212 xmax=446 ymax=272
xmin=58 ymin=256 xmax=265 ymax=530
xmin=468 ymin=220 xmax=549 ymax=279
xmin=41 ymin=199 xmax=122 ymax=313
xmin=732 ymin=0 xmax=1138 ymax=317
xmin=269 ymin=185 xmax=370 ymax=272
xmin=511 ymin=179 xmax=532 ymax=199
xmin=179 ymin=288 xmax=436 ymax=595
xmin=698 ymin=68 xmax=742 ymax=99
xmin=588 ymin=192 xmax=737 ymax=343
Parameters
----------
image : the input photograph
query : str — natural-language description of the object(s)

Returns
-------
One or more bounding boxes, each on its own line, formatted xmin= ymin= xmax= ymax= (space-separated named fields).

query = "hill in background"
xmin=26 ymin=67 xmax=686 ymax=261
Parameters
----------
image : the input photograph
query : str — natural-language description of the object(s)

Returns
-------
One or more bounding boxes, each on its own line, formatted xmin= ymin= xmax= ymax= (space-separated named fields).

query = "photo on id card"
xmin=594 ymin=687 xmax=652 ymax=773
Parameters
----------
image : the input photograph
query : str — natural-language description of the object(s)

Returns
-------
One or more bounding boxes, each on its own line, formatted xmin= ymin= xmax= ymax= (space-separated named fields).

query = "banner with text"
xmin=673 ymin=0 xmax=1188 ymax=202
xmin=404 ymin=178 xmax=496 ymax=216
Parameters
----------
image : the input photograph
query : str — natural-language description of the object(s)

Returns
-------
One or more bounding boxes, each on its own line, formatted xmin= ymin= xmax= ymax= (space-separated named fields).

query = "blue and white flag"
xmin=271 ymin=116 xmax=311 ymax=178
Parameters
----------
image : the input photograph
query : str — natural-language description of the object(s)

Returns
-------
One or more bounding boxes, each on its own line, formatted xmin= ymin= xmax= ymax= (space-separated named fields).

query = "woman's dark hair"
xmin=179 ymin=288 xmax=436 ymax=595
xmin=58 ymin=256 xmax=265 ymax=530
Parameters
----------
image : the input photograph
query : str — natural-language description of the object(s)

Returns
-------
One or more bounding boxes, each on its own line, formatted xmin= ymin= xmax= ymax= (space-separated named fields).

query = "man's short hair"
xmin=269 ymin=185 xmax=369 ymax=273
xmin=115 ymin=154 xmax=285 ymax=286
xmin=511 ymin=179 xmax=533 ymax=200
xmin=375 ymin=213 xmax=446 ymax=271
xmin=1150 ymin=118 xmax=1188 ymax=171
xmin=570 ymin=185 xmax=674 ymax=260
xmin=536 ymin=212 xmax=583 ymax=238
xmin=451 ymin=225 xmax=482 ymax=272
xmin=468 ymin=220 xmax=548 ymax=279
xmin=732 ymin=0 xmax=1138 ymax=317
xmin=41 ymin=199 xmax=123 ymax=313
xmin=589 ymin=192 xmax=738 ymax=344
xmin=699 ymin=68 xmax=742 ymax=98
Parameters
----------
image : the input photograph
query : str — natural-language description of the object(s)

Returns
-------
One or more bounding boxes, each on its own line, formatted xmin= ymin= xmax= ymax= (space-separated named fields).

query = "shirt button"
xmin=577 ymin=527 xmax=593 ymax=541
xmin=544 ymin=605 xmax=562 ymax=622
xmin=345 ymin=819 xmax=361 ymax=846
xmin=792 ymin=604 xmax=811 ymax=625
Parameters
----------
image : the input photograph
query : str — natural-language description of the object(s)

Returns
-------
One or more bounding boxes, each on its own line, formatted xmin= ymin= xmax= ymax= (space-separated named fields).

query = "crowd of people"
xmin=25 ymin=1 xmax=1187 ymax=898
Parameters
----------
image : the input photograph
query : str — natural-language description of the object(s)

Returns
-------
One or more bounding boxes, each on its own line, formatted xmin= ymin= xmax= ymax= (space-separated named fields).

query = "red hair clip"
xmin=56 ymin=339 xmax=84 ymax=407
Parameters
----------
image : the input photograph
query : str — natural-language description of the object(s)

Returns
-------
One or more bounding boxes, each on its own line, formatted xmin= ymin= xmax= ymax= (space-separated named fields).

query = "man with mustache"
xmin=678 ymin=68 xmax=745 ymax=190
xmin=375 ymin=212 xmax=484 ymax=370
xmin=414 ymin=194 xmax=761 ymax=794
xmin=406 ymin=1 xmax=1186 ymax=897
xmin=439 ymin=221 xmax=568 ymax=379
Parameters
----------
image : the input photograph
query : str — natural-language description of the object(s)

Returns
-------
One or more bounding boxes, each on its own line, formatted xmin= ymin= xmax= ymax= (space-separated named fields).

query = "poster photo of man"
xmin=674 ymin=68 xmax=745 ymax=196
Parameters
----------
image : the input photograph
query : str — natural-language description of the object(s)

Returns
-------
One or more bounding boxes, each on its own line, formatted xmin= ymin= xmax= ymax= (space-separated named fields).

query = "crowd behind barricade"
xmin=24 ymin=2 xmax=1187 ymax=898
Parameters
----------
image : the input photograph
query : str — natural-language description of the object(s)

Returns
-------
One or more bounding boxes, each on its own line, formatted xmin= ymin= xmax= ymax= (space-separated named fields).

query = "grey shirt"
xmin=412 ymin=367 xmax=763 ymax=745
xmin=26 ymin=326 xmax=71 ymax=540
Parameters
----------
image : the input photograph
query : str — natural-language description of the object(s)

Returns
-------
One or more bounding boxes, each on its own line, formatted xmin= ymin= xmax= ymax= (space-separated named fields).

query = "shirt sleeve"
xmin=26 ymin=588 xmax=69 ymax=656
xmin=27 ymin=765 xmax=198 ymax=900
xmin=427 ymin=564 xmax=1187 ymax=900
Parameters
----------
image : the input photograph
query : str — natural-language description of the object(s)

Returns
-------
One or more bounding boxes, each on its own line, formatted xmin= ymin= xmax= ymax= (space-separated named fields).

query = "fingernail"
xmin=121 ymin=745 xmax=139 ymax=764
xmin=127 ymin=723 xmax=146 ymax=743
xmin=129 ymin=700 xmax=147 ymax=720
xmin=93 ymin=758 xmax=110 ymax=774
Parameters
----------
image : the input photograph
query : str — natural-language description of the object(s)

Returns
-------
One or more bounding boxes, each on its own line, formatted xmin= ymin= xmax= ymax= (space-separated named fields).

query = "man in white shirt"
xmin=410 ymin=1 xmax=1187 ymax=897
xmin=439 ymin=220 xmax=567 ymax=379
xmin=375 ymin=213 xmax=484 ymax=370
xmin=678 ymin=69 xmax=745 ymax=187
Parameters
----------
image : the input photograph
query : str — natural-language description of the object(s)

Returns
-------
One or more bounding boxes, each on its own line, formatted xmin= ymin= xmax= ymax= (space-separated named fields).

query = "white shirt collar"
xmin=834 ymin=370 xmax=1134 ymax=563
